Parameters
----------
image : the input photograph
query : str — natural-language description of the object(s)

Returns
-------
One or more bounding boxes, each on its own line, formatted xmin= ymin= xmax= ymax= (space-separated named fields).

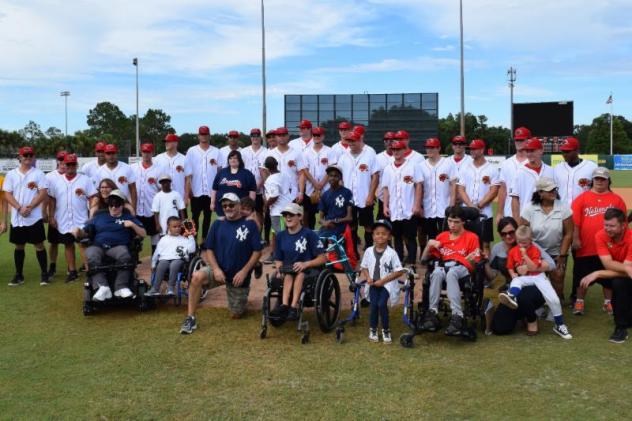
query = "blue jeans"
xmin=369 ymin=286 xmax=389 ymax=330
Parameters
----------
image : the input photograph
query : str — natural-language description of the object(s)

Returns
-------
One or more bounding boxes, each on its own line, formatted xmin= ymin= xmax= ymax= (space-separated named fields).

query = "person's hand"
xmin=210 ymin=201 xmax=215 ymax=212
xmin=232 ymin=269 xmax=248 ymax=287
xmin=579 ymin=272 xmax=598 ymax=289
xmin=123 ymin=220 xmax=136 ymax=229
xmin=516 ymin=264 xmax=528 ymax=276
xmin=384 ymin=207 xmax=390 ymax=218
xmin=495 ymin=210 xmax=504 ymax=221
xmin=572 ymin=239 xmax=582 ymax=250
xmin=465 ymin=249 xmax=480 ymax=261
xmin=293 ymin=261 xmax=307 ymax=273
xmin=213 ymin=268 xmax=226 ymax=284
xmin=321 ymin=220 xmax=333 ymax=229
xmin=71 ymin=227 xmax=81 ymax=238
xmin=0 ymin=222 xmax=6 ymax=234
xmin=185 ymin=196 xmax=191 ymax=207
xmin=519 ymin=247 xmax=527 ymax=255
xmin=556 ymin=256 xmax=567 ymax=272
xmin=365 ymin=195 xmax=375 ymax=207
xmin=49 ymin=218 xmax=58 ymax=229
xmin=413 ymin=206 xmax=423 ymax=218
xmin=427 ymin=239 xmax=441 ymax=249
xmin=18 ymin=206 xmax=28 ymax=217
xmin=295 ymin=193 xmax=304 ymax=204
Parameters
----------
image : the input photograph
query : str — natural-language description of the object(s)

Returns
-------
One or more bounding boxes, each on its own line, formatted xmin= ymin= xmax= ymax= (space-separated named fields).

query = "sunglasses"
xmin=65 ymin=163 xmax=77 ymax=167
xmin=313 ymin=134 xmax=322 ymax=138
xmin=108 ymin=202 xmax=123 ymax=208
xmin=57 ymin=158 xmax=65 ymax=161
xmin=105 ymin=152 xmax=116 ymax=155
xmin=500 ymin=230 xmax=516 ymax=237
xmin=283 ymin=213 xmax=299 ymax=218
xmin=21 ymin=154 xmax=34 ymax=158
xmin=100 ymin=186 xmax=113 ymax=190
xmin=222 ymin=203 xmax=236 ymax=209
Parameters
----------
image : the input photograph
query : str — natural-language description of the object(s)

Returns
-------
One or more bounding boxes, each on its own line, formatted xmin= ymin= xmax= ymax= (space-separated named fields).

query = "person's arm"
xmin=205 ymin=249 xmax=226 ymax=284
xmin=249 ymin=190 xmax=256 ymax=201
xmin=184 ymin=175 xmax=192 ymax=206
xmin=232 ymin=250 xmax=262 ymax=287
xmin=511 ymin=196 xmax=520 ymax=222
xmin=296 ymin=169 xmax=306 ymax=204
xmin=580 ymin=268 xmax=630 ymax=289
xmin=366 ymin=172 xmax=379 ymax=207
xmin=48 ymin=197 xmax=57 ymax=228
xmin=0 ymin=197 xmax=7 ymax=234
xmin=478 ymin=185 xmax=499 ymax=209
xmin=557 ymin=217 xmax=573 ymax=270
xmin=128 ymin=183 xmax=137 ymax=212
xmin=496 ymin=182 xmax=507 ymax=219
xmin=123 ymin=218 xmax=146 ymax=238
xmin=448 ymin=179 xmax=456 ymax=206
xmin=304 ymin=169 xmax=319 ymax=192
xmin=599 ymin=254 xmax=631 ymax=276
xmin=413 ymin=182 xmax=423 ymax=217
xmin=457 ymin=184 xmax=473 ymax=207
xmin=420 ymin=239 xmax=441 ymax=263
xmin=521 ymin=248 xmax=547 ymax=272
xmin=383 ymin=186 xmax=390 ymax=217
xmin=340 ymin=205 xmax=353 ymax=224
xmin=3 ymin=191 xmax=21 ymax=212
xmin=154 ymin=213 xmax=161 ymax=235
xmin=293 ymin=253 xmax=327 ymax=273
xmin=358 ymin=268 xmax=369 ymax=283
xmin=374 ymin=269 xmax=406 ymax=288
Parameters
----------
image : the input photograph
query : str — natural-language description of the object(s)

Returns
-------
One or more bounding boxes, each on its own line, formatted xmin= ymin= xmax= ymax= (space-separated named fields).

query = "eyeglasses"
xmin=538 ymin=189 xmax=557 ymax=193
xmin=283 ymin=213 xmax=299 ymax=219
xmin=108 ymin=202 xmax=123 ymax=208
xmin=500 ymin=230 xmax=516 ymax=237
xmin=21 ymin=154 xmax=34 ymax=158
xmin=222 ymin=203 xmax=236 ymax=209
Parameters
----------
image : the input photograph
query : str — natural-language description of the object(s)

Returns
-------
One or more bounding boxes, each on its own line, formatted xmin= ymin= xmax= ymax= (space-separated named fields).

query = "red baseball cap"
xmin=95 ymin=142 xmax=106 ymax=152
xmin=250 ymin=128 xmax=261 ymax=136
xmin=19 ymin=146 xmax=34 ymax=156
xmin=299 ymin=119 xmax=312 ymax=129
xmin=395 ymin=130 xmax=410 ymax=140
xmin=451 ymin=135 xmax=467 ymax=144
xmin=424 ymin=138 xmax=441 ymax=148
xmin=63 ymin=153 xmax=78 ymax=164
xmin=198 ymin=125 xmax=210 ymax=135
xmin=56 ymin=150 xmax=67 ymax=160
xmin=312 ymin=127 xmax=325 ymax=136
xmin=523 ymin=137 xmax=543 ymax=150
xmin=141 ymin=143 xmax=154 ymax=153
xmin=338 ymin=121 xmax=352 ymax=130
xmin=345 ymin=132 xmax=361 ymax=142
xmin=104 ymin=144 xmax=118 ymax=153
xmin=391 ymin=140 xmax=407 ymax=150
xmin=514 ymin=126 xmax=531 ymax=140
xmin=384 ymin=131 xmax=396 ymax=141
xmin=275 ymin=127 xmax=288 ymax=135
xmin=228 ymin=130 xmax=240 ymax=138
xmin=559 ymin=137 xmax=579 ymax=151
xmin=265 ymin=130 xmax=276 ymax=137
xmin=353 ymin=125 xmax=365 ymax=136
xmin=469 ymin=139 xmax=486 ymax=150
xmin=164 ymin=133 xmax=180 ymax=142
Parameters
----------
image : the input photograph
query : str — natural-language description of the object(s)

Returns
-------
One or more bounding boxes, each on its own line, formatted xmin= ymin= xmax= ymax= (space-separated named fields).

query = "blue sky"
xmin=1 ymin=0 xmax=630 ymax=135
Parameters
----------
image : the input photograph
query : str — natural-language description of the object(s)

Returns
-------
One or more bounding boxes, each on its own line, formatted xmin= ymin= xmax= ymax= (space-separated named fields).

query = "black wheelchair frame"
xmin=147 ymin=248 xmax=209 ymax=306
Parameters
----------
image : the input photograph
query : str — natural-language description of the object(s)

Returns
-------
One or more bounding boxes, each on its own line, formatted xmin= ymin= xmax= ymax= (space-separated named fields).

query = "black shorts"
xmin=352 ymin=205 xmax=374 ymax=228
xmin=138 ymin=216 xmax=158 ymax=236
xmin=10 ymin=219 xmax=46 ymax=245
xmin=480 ymin=217 xmax=494 ymax=243
xmin=255 ymin=194 xmax=264 ymax=213
xmin=422 ymin=217 xmax=444 ymax=239
xmin=47 ymin=224 xmax=62 ymax=244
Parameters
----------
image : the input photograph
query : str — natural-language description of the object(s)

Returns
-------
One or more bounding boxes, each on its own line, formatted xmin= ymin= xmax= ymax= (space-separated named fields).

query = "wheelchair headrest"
xmin=444 ymin=206 xmax=481 ymax=222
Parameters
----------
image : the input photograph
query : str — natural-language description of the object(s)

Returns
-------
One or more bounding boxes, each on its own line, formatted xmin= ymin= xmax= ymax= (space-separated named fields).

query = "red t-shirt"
xmin=572 ymin=190 xmax=627 ymax=257
xmin=431 ymin=230 xmax=480 ymax=271
xmin=507 ymin=243 xmax=542 ymax=276
xmin=595 ymin=228 xmax=632 ymax=263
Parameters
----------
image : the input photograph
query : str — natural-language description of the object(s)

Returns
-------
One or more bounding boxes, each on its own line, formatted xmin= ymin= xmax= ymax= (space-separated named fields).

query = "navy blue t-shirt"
xmin=203 ymin=218 xmax=262 ymax=288
xmin=85 ymin=210 xmax=144 ymax=248
xmin=274 ymin=227 xmax=325 ymax=266
xmin=318 ymin=186 xmax=353 ymax=237
xmin=212 ymin=167 xmax=257 ymax=216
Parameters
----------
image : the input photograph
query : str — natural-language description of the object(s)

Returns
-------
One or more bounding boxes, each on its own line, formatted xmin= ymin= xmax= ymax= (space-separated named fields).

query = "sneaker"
xmin=382 ymin=329 xmax=392 ymax=344
xmin=360 ymin=298 xmax=370 ymax=308
xmin=573 ymin=300 xmax=585 ymax=315
xmin=498 ymin=292 xmax=518 ymax=310
xmin=603 ymin=301 xmax=614 ymax=315
xmin=92 ymin=286 xmax=113 ymax=301
xmin=166 ymin=288 xmax=175 ymax=296
xmin=421 ymin=310 xmax=440 ymax=332
xmin=65 ymin=270 xmax=79 ymax=283
xmin=114 ymin=287 xmax=133 ymax=299
xmin=145 ymin=288 xmax=161 ymax=297
xmin=8 ymin=275 xmax=25 ymax=287
xmin=368 ymin=328 xmax=379 ymax=342
xmin=287 ymin=307 xmax=299 ymax=321
xmin=40 ymin=273 xmax=51 ymax=286
xmin=271 ymin=304 xmax=289 ymax=320
xmin=445 ymin=314 xmax=464 ymax=336
xmin=180 ymin=315 xmax=197 ymax=334
xmin=48 ymin=264 xmax=56 ymax=279
xmin=609 ymin=328 xmax=628 ymax=344
xmin=553 ymin=324 xmax=573 ymax=340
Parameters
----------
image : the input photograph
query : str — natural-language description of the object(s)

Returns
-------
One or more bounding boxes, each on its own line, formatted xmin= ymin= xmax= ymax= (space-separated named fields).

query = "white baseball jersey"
xmin=45 ymin=168 xmax=63 ymax=186
xmin=381 ymin=160 xmax=423 ymax=221
xmin=289 ymin=137 xmax=314 ymax=154
xmin=510 ymin=163 xmax=555 ymax=214
xmin=360 ymin=245 xmax=403 ymax=305
xmin=3 ymin=166 xmax=48 ymax=227
xmin=404 ymin=149 xmax=426 ymax=166
xmin=184 ymin=144 xmax=221 ymax=197
xmin=419 ymin=157 xmax=458 ymax=218
xmin=264 ymin=172 xmax=293 ymax=217
xmin=554 ymin=159 xmax=598 ymax=206
xmin=375 ymin=151 xmax=394 ymax=201
xmin=151 ymin=190 xmax=186 ymax=234
xmin=241 ymin=145 xmax=267 ymax=194
xmin=47 ymin=173 xmax=97 ymax=234
xmin=154 ymin=151 xmax=186 ymax=199
xmin=132 ymin=161 xmax=165 ymax=218
xmin=265 ymin=147 xmax=306 ymax=200
xmin=151 ymin=234 xmax=196 ymax=267
xmin=337 ymin=146 xmax=379 ymax=209
xmin=457 ymin=160 xmax=500 ymax=218
xmin=80 ymin=159 xmax=102 ymax=182
xmin=218 ymin=145 xmax=242 ymax=168
xmin=304 ymin=145 xmax=333 ymax=195
xmin=93 ymin=161 xmax=136 ymax=201
xmin=498 ymin=155 xmax=528 ymax=216
xmin=449 ymin=154 xmax=473 ymax=181
xmin=330 ymin=141 xmax=350 ymax=164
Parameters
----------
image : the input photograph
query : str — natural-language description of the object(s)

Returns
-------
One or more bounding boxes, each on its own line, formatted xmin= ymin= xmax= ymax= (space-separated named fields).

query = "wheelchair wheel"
xmin=188 ymin=256 xmax=209 ymax=302
xmin=400 ymin=333 xmax=414 ymax=348
xmin=315 ymin=270 xmax=341 ymax=333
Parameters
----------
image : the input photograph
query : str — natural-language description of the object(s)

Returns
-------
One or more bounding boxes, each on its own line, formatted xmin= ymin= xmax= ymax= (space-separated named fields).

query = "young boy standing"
xmin=152 ymin=175 xmax=186 ymax=237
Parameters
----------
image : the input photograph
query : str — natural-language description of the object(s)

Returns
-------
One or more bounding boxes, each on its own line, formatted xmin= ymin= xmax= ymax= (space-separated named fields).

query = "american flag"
xmin=606 ymin=94 xmax=613 ymax=104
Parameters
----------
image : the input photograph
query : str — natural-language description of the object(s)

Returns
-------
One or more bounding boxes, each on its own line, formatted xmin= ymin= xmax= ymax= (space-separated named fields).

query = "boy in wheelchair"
xmin=146 ymin=216 xmax=196 ymax=296
xmin=420 ymin=206 xmax=481 ymax=335
xmin=271 ymin=203 xmax=327 ymax=321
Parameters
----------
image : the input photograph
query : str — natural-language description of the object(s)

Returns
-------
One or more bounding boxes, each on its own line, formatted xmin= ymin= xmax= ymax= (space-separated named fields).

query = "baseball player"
xmin=219 ymin=130 xmax=242 ymax=168
xmin=302 ymin=126 xmax=333 ymax=229
xmin=45 ymin=150 xmax=66 ymax=279
xmin=184 ymin=125 xmax=221 ymax=241
xmin=375 ymin=131 xmax=397 ymax=220
xmin=510 ymin=137 xmax=555 ymax=221
xmin=330 ymin=121 xmax=353 ymax=164
xmin=92 ymin=143 xmax=137 ymax=209
xmin=154 ymin=133 xmax=186 ymax=201
xmin=289 ymin=119 xmax=314 ymax=154
xmin=396 ymin=130 xmax=425 ymax=166
xmin=448 ymin=135 xmax=473 ymax=177
xmin=497 ymin=126 xmax=530 ymax=219
xmin=241 ymin=128 xmax=267 ymax=227
xmin=266 ymin=127 xmax=307 ymax=203
xmin=132 ymin=143 xmax=165 ymax=254
xmin=554 ymin=136 xmax=597 ymax=207
xmin=80 ymin=141 xmax=106 ymax=182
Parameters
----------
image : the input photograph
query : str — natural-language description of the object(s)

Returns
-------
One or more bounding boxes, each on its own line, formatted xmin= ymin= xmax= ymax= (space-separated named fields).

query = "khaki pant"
xmin=200 ymin=266 xmax=249 ymax=315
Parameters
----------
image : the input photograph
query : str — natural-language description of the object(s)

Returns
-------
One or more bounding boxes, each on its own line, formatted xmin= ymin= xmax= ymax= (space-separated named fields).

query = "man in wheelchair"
xmin=72 ymin=189 xmax=146 ymax=301
xmin=420 ymin=206 xmax=481 ymax=335
xmin=272 ymin=203 xmax=327 ymax=321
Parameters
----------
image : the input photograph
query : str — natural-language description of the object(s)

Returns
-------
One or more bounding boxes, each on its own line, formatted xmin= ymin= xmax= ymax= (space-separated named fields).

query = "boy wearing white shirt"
xmin=154 ymin=133 xmax=187 ymax=201
xmin=262 ymin=156 xmax=293 ymax=263
xmin=45 ymin=150 xmax=66 ymax=278
xmin=152 ymin=175 xmax=186 ymax=236
xmin=3 ymin=146 xmax=50 ymax=286
xmin=302 ymin=126 xmax=333 ymax=229
xmin=93 ymin=143 xmax=137 ymax=208
xmin=132 ymin=143 xmax=165 ymax=254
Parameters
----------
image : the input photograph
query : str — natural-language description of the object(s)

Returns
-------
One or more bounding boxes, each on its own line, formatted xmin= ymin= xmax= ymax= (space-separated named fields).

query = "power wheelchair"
xmin=399 ymin=206 xmax=487 ymax=347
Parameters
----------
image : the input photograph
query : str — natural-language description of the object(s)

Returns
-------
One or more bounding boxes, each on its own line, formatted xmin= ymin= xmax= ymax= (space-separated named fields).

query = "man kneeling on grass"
xmin=180 ymin=193 xmax=262 ymax=334
xmin=271 ymin=203 xmax=327 ymax=321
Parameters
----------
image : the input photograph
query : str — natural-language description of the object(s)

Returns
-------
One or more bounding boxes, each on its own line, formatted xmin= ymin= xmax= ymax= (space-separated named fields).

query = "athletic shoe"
xmin=271 ymin=304 xmax=289 ymax=321
xmin=609 ymin=328 xmax=628 ymax=344
xmin=114 ymin=287 xmax=133 ymax=299
xmin=573 ymin=300 xmax=585 ymax=315
xmin=498 ymin=292 xmax=518 ymax=310
xmin=603 ymin=301 xmax=614 ymax=315
xmin=48 ymin=264 xmax=56 ymax=279
xmin=360 ymin=298 xmax=370 ymax=308
xmin=254 ymin=262 xmax=263 ymax=279
xmin=368 ymin=328 xmax=379 ymax=342
xmin=166 ymin=288 xmax=175 ymax=296
xmin=92 ymin=286 xmax=113 ymax=301
xmin=287 ymin=307 xmax=299 ymax=321
xmin=8 ymin=275 xmax=25 ymax=287
xmin=40 ymin=273 xmax=51 ymax=286
xmin=382 ymin=329 xmax=392 ymax=344
xmin=421 ymin=310 xmax=440 ymax=332
xmin=65 ymin=270 xmax=79 ymax=283
xmin=180 ymin=316 xmax=197 ymax=334
xmin=553 ymin=324 xmax=573 ymax=340
xmin=145 ymin=288 xmax=161 ymax=296
xmin=445 ymin=314 xmax=464 ymax=336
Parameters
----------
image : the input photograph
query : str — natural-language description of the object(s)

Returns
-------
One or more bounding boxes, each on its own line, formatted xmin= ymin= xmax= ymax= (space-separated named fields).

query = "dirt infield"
xmin=614 ymin=187 xmax=632 ymax=204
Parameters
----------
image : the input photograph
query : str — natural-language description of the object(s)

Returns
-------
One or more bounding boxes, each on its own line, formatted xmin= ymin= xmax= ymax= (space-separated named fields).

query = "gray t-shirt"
xmin=520 ymin=200 xmax=572 ymax=257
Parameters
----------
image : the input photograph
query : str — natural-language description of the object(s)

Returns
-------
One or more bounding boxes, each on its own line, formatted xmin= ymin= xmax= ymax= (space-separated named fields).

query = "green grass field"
xmin=3 ymin=171 xmax=632 ymax=419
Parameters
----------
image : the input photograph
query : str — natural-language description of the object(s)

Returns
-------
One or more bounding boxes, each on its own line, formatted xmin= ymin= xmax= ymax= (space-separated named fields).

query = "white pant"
xmin=509 ymin=273 xmax=562 ymax=317
xmin=429 ymin=265 xmax=470 ymax=317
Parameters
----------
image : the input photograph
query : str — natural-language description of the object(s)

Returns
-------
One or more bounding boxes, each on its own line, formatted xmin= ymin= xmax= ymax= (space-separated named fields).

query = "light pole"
xmin=261 ymin=0 xmax=267 ymax=136
xmin=507 ymin=66 xmax=516 ymax=153
xmin=459 ymin=0 xmax=465 ymax=137
xmin=133 ymin=57 xmax=140 ymax=158
xmin=60 ymin=91 xmax=70 ymax=137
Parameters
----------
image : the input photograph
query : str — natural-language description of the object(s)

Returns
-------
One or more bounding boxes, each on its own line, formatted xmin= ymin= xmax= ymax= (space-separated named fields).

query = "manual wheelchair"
xmin=147 ymin=250 xmax=209 ymax=306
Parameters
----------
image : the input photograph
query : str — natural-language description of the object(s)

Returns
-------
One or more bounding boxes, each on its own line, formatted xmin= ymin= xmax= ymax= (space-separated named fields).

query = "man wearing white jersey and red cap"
xmin=80 ymin=141 xmax=106 ymax=182
xmin=132 ymin=143 xmax=165 ymax=254
xmin=375 ymin=131 xmax=397 ymax=220
xmin=154 ymin=133 xmax=186 ymax=201
xmin=330 ymin=121 xmax=353 ymax=164
xmin=93 ymin=143 xmax=137 ymax=209
xmin=266 ymin=127 xmax=307 ymax=204
xmin=289 ymin=119 xmax=314 ymax=154
xmin=496 ymin=126 xmax=530 ymax=220
xmin=242 ymin=128 xmax=267 ymax=226
xmin=554 ymin=136 xmax=597 ymax=207
xmin=219 ymin=130 xmax=242 ymax=168
xmin=302 ymin=126 xmax=333 ymax=229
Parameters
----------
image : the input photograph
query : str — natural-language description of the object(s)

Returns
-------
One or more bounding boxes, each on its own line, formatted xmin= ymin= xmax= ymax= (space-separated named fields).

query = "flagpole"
xmin=609 ymin=92 xmax=613 ymax=155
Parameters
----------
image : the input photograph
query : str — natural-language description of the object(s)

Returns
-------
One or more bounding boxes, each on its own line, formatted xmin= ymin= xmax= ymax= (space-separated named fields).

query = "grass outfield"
xmin=3 ymin=173 xmax=632 ymax=418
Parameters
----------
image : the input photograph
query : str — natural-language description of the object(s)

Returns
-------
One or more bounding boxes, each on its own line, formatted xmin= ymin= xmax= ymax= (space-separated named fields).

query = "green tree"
xmin=137 ymin=109 xmax=173 ymax=151
xmin=19 ymin=120 xmax=45 ymax=143
xmin=0 ymin=129 xmax=25 ymax=156
xmin=586 ymin=114 xmax=631 ymax=154
xmin=86 ymin=102 xmax=132 ymax=146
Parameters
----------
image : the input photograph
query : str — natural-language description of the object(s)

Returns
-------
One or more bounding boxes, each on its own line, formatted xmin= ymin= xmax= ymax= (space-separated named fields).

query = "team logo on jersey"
xmin=27 ymin=181 xmax=37 ymax=190
xmin=118 ymin=176 xmax=127 ymax=184
xmin=335 ymin=195 xmax=345 ymax=207
xmin=288 ymin=160 xmax=296 ymax=168
xmin=147 ymin=177 xmax=156 ymax=185
xmin=584 ymin=206 xmax=613 ymax=217
xmin=176 ymin=245 xmax=186 ymax=259
xmin=295 ymin=237 xmax=307 ymax=253
xmin=210 ymin=159 xmax=217 ymax=165
xmin=176 ymin=165 xmax=184 ymax=173
xmin=358 ymin=164 xmax=369 ymax=172
xmin=438 ymin=173 xmax=448 ymax=182
xmin=482 ymin=175 xmax=491 ymax=185
xmin=236 ymin=225 xmax=249 ymax=242
xmin=220 ymin=178 xmax=242 ymax=188
xmin=578 ymin=178 xmax=590 ymax=188
xmin=383 ymin=261 xmax=393 ymax=273
xmin=320 ymin=157 xmax=329 ymax=165
xmin=75 ymin=188 xmax=84 ymax=196
xmin=403 ymin=175 xmax=414 ymax=184
xmin=172 ymin=199 xmax=178 ymax=210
